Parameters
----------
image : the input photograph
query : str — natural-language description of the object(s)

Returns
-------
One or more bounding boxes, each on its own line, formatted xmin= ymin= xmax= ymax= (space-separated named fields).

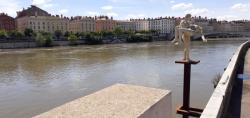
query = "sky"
xmin=0 ymin=0 xmax=250 ymax=21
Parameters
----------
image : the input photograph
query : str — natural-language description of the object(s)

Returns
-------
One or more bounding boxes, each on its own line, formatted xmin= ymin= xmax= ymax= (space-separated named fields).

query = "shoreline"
xmin=0 ymin=37 xmax=249 ymax=49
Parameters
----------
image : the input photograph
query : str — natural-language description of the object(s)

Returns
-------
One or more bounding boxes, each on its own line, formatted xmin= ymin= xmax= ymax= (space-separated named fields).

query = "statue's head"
xmin=185 ymin=14 xmax=192 ymax=20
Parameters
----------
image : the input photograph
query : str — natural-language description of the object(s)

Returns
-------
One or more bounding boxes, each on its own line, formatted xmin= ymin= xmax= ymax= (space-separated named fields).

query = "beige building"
xmin=149 ymin=17 xmax=175 ymax=35
xmin=16 ymin=15 xmax=69 ymax=33
xmin=116 ymin=20 xmax=135 ymax=31
xmin=95 ymin=16 xmax=117 ymax=32
xmin=69 ymin=16 xmax=95 ymax=33
xmin=131 ymin=19 xmax=150 ymax=31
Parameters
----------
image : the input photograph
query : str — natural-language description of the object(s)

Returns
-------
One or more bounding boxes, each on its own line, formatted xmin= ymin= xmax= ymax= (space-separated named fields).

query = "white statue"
xmin=172 ymin=14 xmax=207 ymax=61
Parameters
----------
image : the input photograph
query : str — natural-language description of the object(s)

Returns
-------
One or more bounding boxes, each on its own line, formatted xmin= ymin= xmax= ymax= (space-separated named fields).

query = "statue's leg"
xmin=183 ymin=32 xmax=191 ymax=61
xmin=178 ymin=28 xmax=183 ymax=43
xmin=172 ymin=26 xmax=179 ymax=43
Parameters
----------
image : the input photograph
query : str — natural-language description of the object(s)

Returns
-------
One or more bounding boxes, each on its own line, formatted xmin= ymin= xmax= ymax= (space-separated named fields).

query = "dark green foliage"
xmin=24 ymin=28 xmax=35 ymax=37
xmin=7 ymin=30 xmax=24 ymax=39
xmin=64 ymin=31 xmax=70 ymax=38
xmin=68 ymin=33 xmax=79 ymax=45
xmin=85 ymin=33 xmax=103 ymax=45
xmin=54 ymin=30 xmax=62 ymax=39
xmin=0 ymin=30 xmax=7 ymax=39
xmin=35 ymin=32 xmax=53 ymax=47
xmin=126 ymin=34 xmax=153 ymax=43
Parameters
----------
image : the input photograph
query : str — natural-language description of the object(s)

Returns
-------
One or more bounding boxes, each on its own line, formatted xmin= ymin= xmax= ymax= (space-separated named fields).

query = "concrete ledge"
xmin=33 ymin=84 xmax=172 ymax=118
xmin=201 ymin=41 xmax=250 ymax=118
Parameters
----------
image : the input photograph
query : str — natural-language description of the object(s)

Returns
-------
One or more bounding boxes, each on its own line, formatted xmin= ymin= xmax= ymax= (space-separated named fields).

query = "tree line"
xmin=0 ymin=28 xmax=158 ymax=47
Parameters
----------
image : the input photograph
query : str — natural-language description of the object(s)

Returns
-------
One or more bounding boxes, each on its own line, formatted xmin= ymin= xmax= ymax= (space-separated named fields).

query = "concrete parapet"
xmin=33 ymin=84 xmax=172 ymax=118
xmin=201 ymin=41 xmax=250 ymax=118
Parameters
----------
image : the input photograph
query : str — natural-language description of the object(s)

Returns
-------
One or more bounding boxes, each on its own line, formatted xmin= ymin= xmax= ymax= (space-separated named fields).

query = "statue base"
xmin=175 ymin=60 xmax=200 ymax=64
xmin=175 ymin=59 xmax=202 ymax=118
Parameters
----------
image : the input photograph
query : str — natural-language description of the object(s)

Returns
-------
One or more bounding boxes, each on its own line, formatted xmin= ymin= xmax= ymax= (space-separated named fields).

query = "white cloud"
xmin=231 ymin=3 xmax=250 ymax=12
xmin=59 ymin=9 xmax=68 ymax=14
xmin=32 ymin=0 xmax=54 ymax=9
xmin=108 ymin=0 xmax=118 ymax=2
xmin=185 ymin=8 xmax=209 ymax=15
xmin=32 ymin=0 xmax=52 ymax=6
xmin=0 ymin=0 xmax=21 ymax=17
xmin=170 ymin=0 xmax=175 ymax=4
xmin=217 ymin=15 xmax=237 ymax=21
xmin=106 ymin=12 xmax=118 ymax=17
xmin=87 ymin=11 xmax=100 ymax=16
xmin=171 ymin=3 xmax=193 ymax=10
xmin=126 ymin=14 xmax=146 ymax=19
xmin=101 ymin=5 xmax=113 ymax=10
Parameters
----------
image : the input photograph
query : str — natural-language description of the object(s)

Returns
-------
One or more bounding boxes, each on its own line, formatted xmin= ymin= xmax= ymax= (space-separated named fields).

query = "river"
xmin=0 ymin=40 xmax=246 ymax=118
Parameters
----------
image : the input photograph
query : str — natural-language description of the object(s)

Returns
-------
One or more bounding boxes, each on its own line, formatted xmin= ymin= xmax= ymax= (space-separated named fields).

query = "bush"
xmin=24 ymin=28 xmax=35 ymax=37
xmin=68 ymin=34 xmax=78 ymax=45
xmin=54 ymin=30 xmax=62 ymax=39
xmin=35 ymin=32 xmax=53 ymax=47
xmin=0 ymin=30 xmax=7 ymax=39
xmin=64 ymin=31 xmax=70 ymax=38
xmin=7 ymin=30 xmax=24 ymax=39
xmin=212 ymin=73 xmax=222 ymax=88
xmin=126 ymin=34 xmax=153 ymax=43
xmin=85 ymin=33 xmax=103 ymax=45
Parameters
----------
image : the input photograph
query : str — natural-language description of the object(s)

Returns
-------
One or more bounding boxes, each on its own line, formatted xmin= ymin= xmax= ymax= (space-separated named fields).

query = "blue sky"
xmin=0 ymin=0 xmax=250 ymax=20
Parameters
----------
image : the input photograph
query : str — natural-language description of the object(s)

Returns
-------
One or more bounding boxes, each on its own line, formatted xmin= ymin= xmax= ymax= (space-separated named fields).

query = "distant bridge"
xmin=192 ymin=32 xmax=250 ymax=40
xmin=169 ymin=32 xmax=250 ymax=41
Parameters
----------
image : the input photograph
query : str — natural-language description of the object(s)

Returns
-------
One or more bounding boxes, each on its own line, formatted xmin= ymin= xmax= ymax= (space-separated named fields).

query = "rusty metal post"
xmin=183 ymin=63 xmax=191 ymax=118
xmin=176 ymin=60 xmax=203 ymax=118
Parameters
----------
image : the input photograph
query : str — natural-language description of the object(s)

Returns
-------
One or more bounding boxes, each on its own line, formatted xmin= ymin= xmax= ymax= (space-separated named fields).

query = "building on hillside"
xmin=0 ymin=13 xmax=16 ymax=31
xmin=95 ymin=16 xmax=117 ymax=32
xmin=16 ymin=5 xmax=50 ymax=18
xmin=69 ymin=16 xmax=96 ymax=33
xmin=131 ymin=19 xmax=150 ymax=31
xmin=16 ymin=15 xmax=69 ymax=33
xmin=116 ymin=20 xmax=135 ymax=31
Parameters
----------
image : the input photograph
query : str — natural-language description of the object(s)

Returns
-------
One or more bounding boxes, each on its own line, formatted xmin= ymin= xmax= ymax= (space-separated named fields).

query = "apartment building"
xmin=0 ymin=13 xmax=15 ymax=31
xmin=96 ymin=16 xmax=117 ymax=32
xmin=16 ymin=15 xmax=69 ymax=33
xmin=116 ymin=20 xmax=135 ymax=31
xmin=69 ymin=16 xmax=95 ymax=33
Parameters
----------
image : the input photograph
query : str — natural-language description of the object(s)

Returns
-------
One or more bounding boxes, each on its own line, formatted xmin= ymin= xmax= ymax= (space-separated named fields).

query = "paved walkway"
xmin=226 ymin=48 xmax=250 ymax=118
xmin=240 ymin=48 xmax=250 ymax=118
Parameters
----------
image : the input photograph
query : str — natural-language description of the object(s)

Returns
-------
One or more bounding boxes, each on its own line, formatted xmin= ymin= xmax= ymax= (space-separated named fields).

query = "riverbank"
xmin=206 ymin=37 xmax=250 ymax=41
xmin=0 ymin=37 xmax=248 ymax=49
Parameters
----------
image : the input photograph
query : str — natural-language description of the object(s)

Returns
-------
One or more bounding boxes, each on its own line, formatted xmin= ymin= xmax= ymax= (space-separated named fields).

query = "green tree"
xmin=8 ymin=30 xmax=24 ymax=39
xmin=35 ymin=32 xmax=53 ymax=47
xmin=85 ymin=33 xmax=103 ymax=45
xmin=24 ymin=28 xmax=34 ymax=37
xmin=43 ymin=32 xmax=53 ymax=47
xmin=54 ymin=30 xmax=62 ymax=39
xmin=114 ymin=27 xmax=123 ymax=36
xmin=0 ymin=30 xmax=7 ymax=39
xmin=75 ymin=32 xmax=81 ymax=38
xmin=36 ymin=32 xmax=45 ymax=46
xmin=68 ymin=34 xmax=78 ymax=45
xmin=64 ymin=31 xmax=70 ymax=38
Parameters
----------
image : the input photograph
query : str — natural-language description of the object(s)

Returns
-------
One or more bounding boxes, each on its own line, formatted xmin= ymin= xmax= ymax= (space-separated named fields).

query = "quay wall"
xmin=201 ymin=41 xmax=250 ymax=118
xmin=0 ymin=40 xmax=85 ymax=49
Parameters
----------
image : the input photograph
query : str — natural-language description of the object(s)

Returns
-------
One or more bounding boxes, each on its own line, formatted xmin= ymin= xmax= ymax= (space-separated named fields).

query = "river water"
xmin=0 ymin=40 xmax=246 ymax=118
